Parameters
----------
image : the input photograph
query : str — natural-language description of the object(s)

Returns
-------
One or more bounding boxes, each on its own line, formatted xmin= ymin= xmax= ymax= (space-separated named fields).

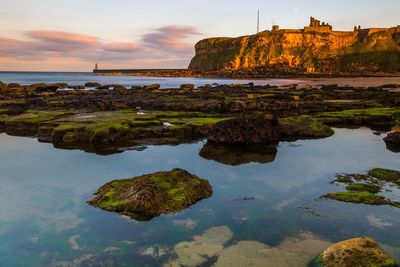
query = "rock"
xmin=199 ymin=142 xmax=277 ymax=166
xmin=384 ymin=131 xmax=400 ymax=144
xmin=88 ymin=168 xmax=212 ymax=221
xmin=180 ymin=84 xmax=195 ymax=90
xmin=30 ymin=83 xmax=65 ymax=92
xmin=85 ymin=82 xmax=101 ymax=87
xmin=200 ymin=115 xmax=333 ymax=144
xmin=8 ymin=83 xmax=21 ymax=88
xmin=278 ymin=116 xmax=334 ymax=140
xmin=144 ymin=84 xmax=161 ymax=90
xmin=200 ymin=116 xmax=280 ymax=144
xmin=312 ymin=237 xmax=397 ymax=267
xmin=113 ymin=85 xmax=129 ymax=95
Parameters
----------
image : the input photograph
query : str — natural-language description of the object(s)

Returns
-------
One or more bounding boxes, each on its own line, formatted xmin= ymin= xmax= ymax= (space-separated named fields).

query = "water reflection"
xmin=0 ymin=128 xmax=400 ymax=266
xmin=199 ymin=142 xmax=278 ymax=166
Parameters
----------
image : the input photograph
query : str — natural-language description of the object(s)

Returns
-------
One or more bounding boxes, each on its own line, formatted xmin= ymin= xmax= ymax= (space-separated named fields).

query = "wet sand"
xmin=295 ymin=77 xmax=400 ymax=87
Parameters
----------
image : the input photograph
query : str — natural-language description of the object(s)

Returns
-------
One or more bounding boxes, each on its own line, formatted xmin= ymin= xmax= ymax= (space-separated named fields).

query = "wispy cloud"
xmin=142 ymin=25 xmax=200 ymax=53
xmin=0 ymin=25 xmax=201 ymax=70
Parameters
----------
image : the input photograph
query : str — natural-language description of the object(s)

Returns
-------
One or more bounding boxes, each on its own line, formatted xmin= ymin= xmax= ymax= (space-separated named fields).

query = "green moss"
xmin=0 ymin=109 xmax=8 ymax=115
xmin=89 ymin=169 xmax=212 ymax=221
xmin=6 ymin=110 xmax=74 ymax=125
xmin=315 ymin=108 xmax=400 ymax=125
xmin=346 ymin=183 xmax=381 ymax=194
xmin=334 ymin=175 xmax=353 ymax=184
xmin=279 ymin=115 xmax=335 ymax=137
xmin=368 ymin=168 xmax=400 ymax=185
xmin=325 ymin=191 xmax=388 ymax=205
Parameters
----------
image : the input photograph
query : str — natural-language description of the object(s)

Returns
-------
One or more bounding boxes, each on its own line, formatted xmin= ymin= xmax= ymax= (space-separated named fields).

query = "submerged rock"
xmin=214 ymin=232 xmax=331 ymax=267
xmin=88 ymin=169 xmax=212 ymax=221
xmin=164 ymin=226 xmax=233 ymax=267
xmin=311 ymin=237 xmax=397 ymax=267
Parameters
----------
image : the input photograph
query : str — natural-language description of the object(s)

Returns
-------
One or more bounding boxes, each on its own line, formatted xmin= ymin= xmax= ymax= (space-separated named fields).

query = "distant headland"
xmin=94 ymin=17 xmax=400 ymax=78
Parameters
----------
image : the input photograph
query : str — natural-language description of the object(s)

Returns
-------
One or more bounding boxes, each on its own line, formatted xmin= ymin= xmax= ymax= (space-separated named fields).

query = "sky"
xmin=0 ymin=0 xmax=399 ymax=71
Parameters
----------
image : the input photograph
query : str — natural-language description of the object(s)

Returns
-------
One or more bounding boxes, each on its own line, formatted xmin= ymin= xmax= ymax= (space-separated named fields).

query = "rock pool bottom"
xmin=0 ymin=128 xmax=400 ymax=266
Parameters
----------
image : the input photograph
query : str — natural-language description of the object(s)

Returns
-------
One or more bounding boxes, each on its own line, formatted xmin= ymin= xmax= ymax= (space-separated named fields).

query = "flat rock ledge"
xmin=310 ymin=237 xmax=397 ymax=267
xmin=88 ymin=168 xmax=212 ymax=221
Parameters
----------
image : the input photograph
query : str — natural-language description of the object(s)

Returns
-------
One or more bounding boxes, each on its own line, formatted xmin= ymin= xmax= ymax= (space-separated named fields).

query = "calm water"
xmin=0 ymin=128 xmax=400 ymax=266
xmin=0 ymin=72 xmax=302 ymax=88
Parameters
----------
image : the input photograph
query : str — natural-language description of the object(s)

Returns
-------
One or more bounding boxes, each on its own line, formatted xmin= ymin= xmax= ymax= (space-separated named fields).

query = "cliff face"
xmin=189 ymin=28 xmax=400 ymax=74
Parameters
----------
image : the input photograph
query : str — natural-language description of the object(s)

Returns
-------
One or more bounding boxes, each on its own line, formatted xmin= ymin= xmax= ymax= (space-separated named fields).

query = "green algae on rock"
xmin=325 ymin=192 xmax=389 ymax=206
xmin=368 ymin=168 xmax=400 ymax=185
xmin=324 ymin=168 xmax=400 ymax=208
xmin=309 ymin=237 xmax=397 ymax=267
xmin=88 ymin=169 xmax=212 ymax=221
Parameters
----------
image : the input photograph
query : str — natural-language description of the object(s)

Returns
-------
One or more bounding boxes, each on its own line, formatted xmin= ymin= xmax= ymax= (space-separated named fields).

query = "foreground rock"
xmin=88 ymin=169 xmax=212 ymax=221
xmin=310 ymin=237 xmax=397 ymax=267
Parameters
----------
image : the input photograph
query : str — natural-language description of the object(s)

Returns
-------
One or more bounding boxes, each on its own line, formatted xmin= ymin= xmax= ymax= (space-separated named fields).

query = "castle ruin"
xmin=303 ymin=17 xmax=333 ymax=32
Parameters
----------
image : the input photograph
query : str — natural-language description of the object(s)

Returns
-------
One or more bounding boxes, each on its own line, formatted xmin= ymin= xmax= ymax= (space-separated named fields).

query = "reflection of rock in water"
xmin=199 ymin=142 xmax=277 ymax=166
xmin=385 ymin=142 xmax=400 ymax=153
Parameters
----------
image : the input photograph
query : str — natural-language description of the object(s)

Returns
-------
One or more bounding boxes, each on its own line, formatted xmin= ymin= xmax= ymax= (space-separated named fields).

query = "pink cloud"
xmin=0 ymin=25 xmax=200 ymax=70
xmin=142 ymin=25 xmax=200 ymax=53
xmin=27 ymin=31 xmax=99 ymax=46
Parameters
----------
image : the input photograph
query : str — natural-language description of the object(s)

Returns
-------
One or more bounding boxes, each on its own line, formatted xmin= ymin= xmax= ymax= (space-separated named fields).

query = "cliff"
xmin=189 ymin=21 xmax=400 ymax=75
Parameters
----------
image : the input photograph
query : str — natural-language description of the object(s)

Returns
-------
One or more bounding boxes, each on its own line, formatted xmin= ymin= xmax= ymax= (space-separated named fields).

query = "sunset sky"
xmin=0 ymin=0 xmax=399 ymax=71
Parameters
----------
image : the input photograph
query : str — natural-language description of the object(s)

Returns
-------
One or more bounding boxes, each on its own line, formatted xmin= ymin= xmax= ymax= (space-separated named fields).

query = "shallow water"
xmin=0 ymin=72 xmax=302 ymax=88
xmin=0 ymin=128 xmax=400 ymax=266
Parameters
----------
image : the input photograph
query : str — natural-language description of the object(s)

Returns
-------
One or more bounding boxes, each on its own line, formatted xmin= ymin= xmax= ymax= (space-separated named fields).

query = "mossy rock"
xmin=325 ymin=191 xmax=389 ymax=206
xmin=314 ymin=237 xmax=397 ymax=267
xmin=368 ymin=168 xmax=400 ymax=185
xmin=279 ymin=115 xmax=334 ymax=139
xmin=88 ymin=169 xmax=212 ymax=221
xmin=325 ymin=169 xmax=400 ymax=208
xmin=346 ymin=183 xmax=381 ymax=194
xmin=315 ymin=108 xmax=400 ymax=127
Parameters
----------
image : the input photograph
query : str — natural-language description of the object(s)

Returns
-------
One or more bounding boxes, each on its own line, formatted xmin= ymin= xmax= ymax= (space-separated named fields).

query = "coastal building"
xmin=303 ymin=17 xmax=333 ymax=33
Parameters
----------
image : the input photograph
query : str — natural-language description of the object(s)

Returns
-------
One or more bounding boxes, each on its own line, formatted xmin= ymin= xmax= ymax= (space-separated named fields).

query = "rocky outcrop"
xmin=311 ymin=237 xmax=397 ymax=267
xmin=200 ymin=116 xmax=281 ymax=144
xmin=200 ymin=115 xmax=333 ymax=144
xmin=88 ymin=169 xmax=212 ymax=221
xmin=189 ymin=25 xmax=400 ymax=75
